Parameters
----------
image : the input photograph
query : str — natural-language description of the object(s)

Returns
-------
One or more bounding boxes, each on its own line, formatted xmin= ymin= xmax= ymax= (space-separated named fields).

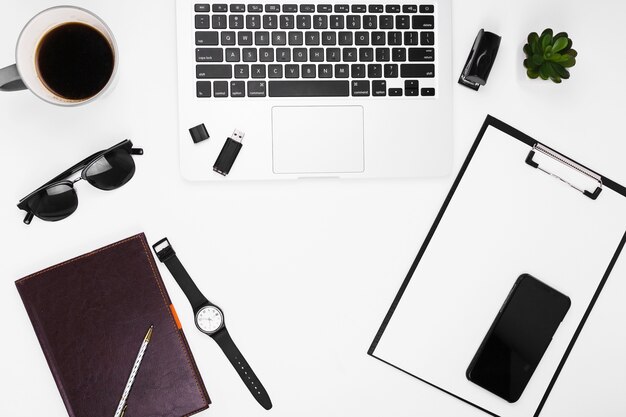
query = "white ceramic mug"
xmin=0 ymin=6 xmax=117 ymax=106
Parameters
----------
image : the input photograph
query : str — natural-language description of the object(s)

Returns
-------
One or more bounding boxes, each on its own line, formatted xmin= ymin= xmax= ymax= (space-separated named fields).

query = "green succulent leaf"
xmin=550 ymin=62 xmax=570 ymax=79
xmin=540 ymin=28 xmax=553 ymax=51
xmin=567 ymin=49 xmax=578 ymax=58
xmin=523 ymin=44 xmax=532 ymax=56
xmin=562 ymin=55 xmax=576 ymax=68
xmin=527 ymin=69 xmax=539 ymax=79
xmin=551 ymin=76 xmax=562 ymax=84
xmin=554 ymin=32 xmax=568 ymax=40
xmin=552 ymin=37 xmax=569 ymax=53
xmin=539 ymin=64 xmax=550 ymax=80
xmin=528 ymin=32 xmax=539 ymax=54
xmin=532 ymin=54 xmax=543 ymax=66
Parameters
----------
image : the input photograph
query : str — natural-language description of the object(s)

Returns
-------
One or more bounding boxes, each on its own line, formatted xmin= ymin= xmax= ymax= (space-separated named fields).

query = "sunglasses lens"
xmin=85 ymin=148 xmax=136 ymax=190
xmin=27 ymin=183 xmax=78 ymax=222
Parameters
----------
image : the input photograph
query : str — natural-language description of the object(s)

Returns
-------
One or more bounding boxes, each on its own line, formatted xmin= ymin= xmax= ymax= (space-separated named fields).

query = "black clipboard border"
xmin=368 ymin=115 xmax=626 ymax=417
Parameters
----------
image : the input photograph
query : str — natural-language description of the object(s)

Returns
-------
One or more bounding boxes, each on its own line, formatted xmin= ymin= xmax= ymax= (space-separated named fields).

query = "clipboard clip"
xmin=525 ymin=144 xmax=603 ymax=200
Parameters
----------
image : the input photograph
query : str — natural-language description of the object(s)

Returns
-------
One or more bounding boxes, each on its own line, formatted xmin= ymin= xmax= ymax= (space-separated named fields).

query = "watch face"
xmin=196 ymin=306 xmax=223 ymax=333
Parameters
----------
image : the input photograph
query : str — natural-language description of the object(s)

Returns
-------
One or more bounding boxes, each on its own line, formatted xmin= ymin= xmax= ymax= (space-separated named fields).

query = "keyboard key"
xmin=322 ymin=32 xmax=336 ymax=45
xmin=255 ymin=32 xmax=270 ymax=45
xmin=351 ymin=80 xmax=370 ymax=96
xmin=293 ymin=48 xmax=308 ymax=61
xmin=276 ymin=48 xmax=291 ymax=62
xmin=263 ymin=15 xmax=278 ymax=29
xmin=389 ymin=88 xmax=402 ymax=96
xmin=400 ymin=64 xmax=435 ymax=77
xmin=405 ymin=80 xmax=419 ymax=89
xmin=375 ymin=47 xmax=390 ymax=61
xmin=339 ymin=32 xmax=353 ymax=45
xmin=405 ymin=88 xmax=419 ymax=96
xmin=347 ymin=15 xmax=361 ymax=29
xmin=283 ymin=4 xmax=298 ymax=12
xmin=259 ymin=48 xmax=274 ymax=61
xmin=330 ymin=15 xmax=344 ymax=29
xmin=197 ymin=64 xmax=232 ymax=78
xmin=246 ymin=15 xmax=261 ymax=29
xmin=300 ymin=4 xmax=315 ymax=13
xmin=388 ymin=32 xmax=402 ymax=45
xmin=396 ymin=15 xmax=410 ymax=29
xmin=248 ymin=4 xmax=263 ymax=12
xmin=214 ymin=81 xmax=228 ymax=97
xmin=302 ymin=64 xmax=316 ymax=78
xmin=403 ymin=5 xmax=418 ymax=13
xmin=280 ymin=15 xmax=295 ymax=29
xmin=420 ymin=5 xmax=435 ymax=13
xmin=319 ymin=64 xmax=333 ymax=78
xmin=285 ymin=64 xmax=299 ymax=77
xmin=238 ymin=31 xmax=253 ymax=45
xmin=310 ymin=48 xmax=324 ymax=62
xmin=392 ymin=48 xmax=406 ymax=62
xmin=289 ymin=31 xmax=304 ymax=45
xmin=326 ymin=48 xmax=341 ymax=62
xmin=247 ymin=81 xmax=266 ymax=97
xmin=369 ymin=5 xmax=384 ymax=13
xmin=272 ymin=31 xmax=287 ymax=45
xmin=380 ymin=15 xmax=393 ymax=29
xmin=196 ymin=80 xmax=211 ymax=97
xmin=386 ymin=5 xmax=401 ymax=13
xmin=335 ymin=64 xmax=349 ymax=77
xmin=305 ymin=31 xmax=320 ymax=45
xmin=404 ymin=32 xmax=419 ymax=45
xmin=297 ymin=15 xmax=311 ymax=29
xmin=413 ymin=15 xmax=434 ymax=29
xmin=352 ymin=5 xmax=366 ymax=13
xmin=359 ymin=48 xmax=373 ymax=62
xmin=195 ymin=15 xmax=210 ymax=29
xmin=335 ymin=5 xmax=349 ymax=13
xmin=230 ymin=81 xmax=245 ymax=97
xmin=317 ymin=5 xmax=332 ymax=13
xmin=221 ymin=32 xmax=236 ymax=45
xmin=384 ymin=63 xmax=398 ymax=78
xmin=225 ymin=48 xmax=240 ymax=62
xmin=363 ymin=15 xmax=377 ymax=29
xmin=195 ymin=4 xmax=210 ymax=12
xmin=421 ymin=32 xmax=435 ymax=45
xmin=196 ymin=48 xmax=222 ymax=62
xmin=268 ymin=64 xmax=283 ymax=78
xmin=234 ymin=64 xmax=249 ymax=78
xmin=269 ymin=80 xmax=349 ymax=97
xmin=343 ymin=48 xmax=357 ymax=61
xmin=372 ymin=80 xmax=386 ymax=96
xmin=313 ymin=15 xmax=328 ymax=29
xmin=372 ymin=32 xmax=385 ymax=45
xmin=351 ymin=64 xmax=366 ymax=78
xmin=409 ymin=48 xmax=435 ymax=61
xmin=251 ymin=64 xmax=266 ymax=78
xmin=243 ymin=48 xmax=257 ymax=61
xmin=421 ymin=87 xmax=435 ymax=96
xmin=230 ymin=4 xmax=245 ymax=12
xmin=213 ymin=4 xmax=228 ymax=12
xmin=196 ymin=31 xmax=218 ymax=45
xmin=368 ymin=63 xmax=382 ymax=78
xmin=355 ymin=32 xmax=369 ymax=45
xmin=212 ymin=15 xmax=227 ymax=29
xmin=265 ymin=4 xmax=280 ymax=12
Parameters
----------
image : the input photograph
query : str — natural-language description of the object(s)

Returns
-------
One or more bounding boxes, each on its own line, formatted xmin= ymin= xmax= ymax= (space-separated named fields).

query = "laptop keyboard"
xmin=194 ymin=3 xmax=437 ymax=98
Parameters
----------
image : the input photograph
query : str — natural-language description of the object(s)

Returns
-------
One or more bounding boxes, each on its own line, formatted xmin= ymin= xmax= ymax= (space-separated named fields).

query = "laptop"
xmin=175 ymin=1 xmax=452 ymax=180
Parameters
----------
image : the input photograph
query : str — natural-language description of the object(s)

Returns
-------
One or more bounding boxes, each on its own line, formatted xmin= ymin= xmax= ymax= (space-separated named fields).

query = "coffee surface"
xmin=36 ymin=22 xmax=114 ymax=101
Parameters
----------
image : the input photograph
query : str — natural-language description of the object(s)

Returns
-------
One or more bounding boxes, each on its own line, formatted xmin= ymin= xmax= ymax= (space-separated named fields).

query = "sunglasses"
xmin=17 ymin=140 xmax=143 ymax=224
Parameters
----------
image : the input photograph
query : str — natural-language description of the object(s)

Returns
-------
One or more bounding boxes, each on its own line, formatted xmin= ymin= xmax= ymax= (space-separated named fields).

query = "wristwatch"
xmin=152 ymin=238 xmax=272 ymax=410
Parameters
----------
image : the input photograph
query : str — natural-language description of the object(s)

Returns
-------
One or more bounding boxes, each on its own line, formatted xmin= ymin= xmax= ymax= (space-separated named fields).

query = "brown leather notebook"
xmin=16 ymin=233 xmax=210 ymax=417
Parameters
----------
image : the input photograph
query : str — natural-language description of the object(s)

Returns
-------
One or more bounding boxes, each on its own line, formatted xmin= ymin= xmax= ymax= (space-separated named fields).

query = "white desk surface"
xmin=1 ymin=1 xmax=625 ymax=416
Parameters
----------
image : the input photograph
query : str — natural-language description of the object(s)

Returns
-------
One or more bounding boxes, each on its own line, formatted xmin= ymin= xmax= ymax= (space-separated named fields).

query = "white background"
xmin=0 ymin=1 xmax=625 ymax=417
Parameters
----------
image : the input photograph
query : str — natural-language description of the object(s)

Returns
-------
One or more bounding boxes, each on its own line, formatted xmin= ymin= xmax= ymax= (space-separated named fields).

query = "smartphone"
xmin=466 ymin=274 xmax=571 ymax=402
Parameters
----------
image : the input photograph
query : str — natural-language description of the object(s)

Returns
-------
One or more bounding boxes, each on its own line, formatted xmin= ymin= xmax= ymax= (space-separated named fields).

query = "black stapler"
xmin=459 ymin=29 xmax=501 ymax=91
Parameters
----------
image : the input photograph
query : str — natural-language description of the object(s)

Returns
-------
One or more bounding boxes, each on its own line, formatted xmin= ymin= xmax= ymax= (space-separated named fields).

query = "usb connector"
xmin=213 ymin=129 xmax=245 ymax=176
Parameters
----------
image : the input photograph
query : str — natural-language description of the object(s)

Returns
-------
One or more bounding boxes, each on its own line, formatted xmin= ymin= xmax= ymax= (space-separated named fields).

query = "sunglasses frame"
xmin=17 ymin=140 xmax=143 ymax=224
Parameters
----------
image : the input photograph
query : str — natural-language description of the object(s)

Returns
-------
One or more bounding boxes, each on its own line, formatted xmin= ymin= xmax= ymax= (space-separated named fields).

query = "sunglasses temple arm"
xmin=23 ymin=211 xmax=34 ymax=225
xmin=131 ymin=148 xmax=143 ymax=155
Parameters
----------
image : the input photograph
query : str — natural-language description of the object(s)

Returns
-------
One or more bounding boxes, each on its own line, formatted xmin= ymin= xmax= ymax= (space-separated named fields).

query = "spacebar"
xmin=268 ymin=81 xmax=349 ymax=97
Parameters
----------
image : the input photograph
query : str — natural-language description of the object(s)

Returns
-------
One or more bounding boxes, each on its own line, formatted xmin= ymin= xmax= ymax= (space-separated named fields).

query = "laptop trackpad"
xmin=272 ymin=106 xmax=364 ymax=174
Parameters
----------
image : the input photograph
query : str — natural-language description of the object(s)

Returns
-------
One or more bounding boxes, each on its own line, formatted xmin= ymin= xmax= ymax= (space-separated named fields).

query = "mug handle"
xmin=0 ymin=64 xmax=27 ymax=91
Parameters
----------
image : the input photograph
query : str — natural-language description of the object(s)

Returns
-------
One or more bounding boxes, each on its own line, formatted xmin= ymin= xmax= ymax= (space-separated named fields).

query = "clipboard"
xmin=368 ymin=116 xmax=626 ymax=417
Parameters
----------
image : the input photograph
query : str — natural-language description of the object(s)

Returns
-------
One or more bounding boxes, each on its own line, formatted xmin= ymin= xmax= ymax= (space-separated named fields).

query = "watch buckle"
xmin=152 ymin=237 xmax=176 ymax=262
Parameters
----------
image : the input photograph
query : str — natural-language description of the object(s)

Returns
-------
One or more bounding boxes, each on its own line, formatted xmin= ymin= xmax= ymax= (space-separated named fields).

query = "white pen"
xmin=113 ymin=325 xmax=154 ymax=417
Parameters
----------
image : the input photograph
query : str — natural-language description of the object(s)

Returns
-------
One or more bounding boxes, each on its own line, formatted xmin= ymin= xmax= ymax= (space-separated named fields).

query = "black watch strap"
xmin=213 ymin=328 xmax=273 ymax=410
xmin=152 ymin=238 xmax=208 ymax=311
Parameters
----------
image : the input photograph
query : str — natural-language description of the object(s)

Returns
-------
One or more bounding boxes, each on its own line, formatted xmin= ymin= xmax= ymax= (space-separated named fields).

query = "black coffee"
xmin=36 ymin=22 xmax=114 ymax=101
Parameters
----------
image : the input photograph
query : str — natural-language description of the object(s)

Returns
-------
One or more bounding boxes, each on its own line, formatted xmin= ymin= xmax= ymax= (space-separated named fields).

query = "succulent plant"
xmin=523 ymin=29 xmax=577 ymax=83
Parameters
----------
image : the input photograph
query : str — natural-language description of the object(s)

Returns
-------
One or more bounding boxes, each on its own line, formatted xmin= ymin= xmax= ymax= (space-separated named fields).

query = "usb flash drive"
xmin=213 ymin=129 xmax=244 ymax=176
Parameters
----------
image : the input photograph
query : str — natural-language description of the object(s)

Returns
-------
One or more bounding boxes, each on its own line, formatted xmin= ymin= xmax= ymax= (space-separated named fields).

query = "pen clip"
xmin=120 ymin=404 xmax=128 ymax=417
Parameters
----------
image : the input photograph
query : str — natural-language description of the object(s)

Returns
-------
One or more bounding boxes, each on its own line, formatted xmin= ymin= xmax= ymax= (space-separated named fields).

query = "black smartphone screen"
xmin=466 ymin=274 xmax=571 ymax=402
